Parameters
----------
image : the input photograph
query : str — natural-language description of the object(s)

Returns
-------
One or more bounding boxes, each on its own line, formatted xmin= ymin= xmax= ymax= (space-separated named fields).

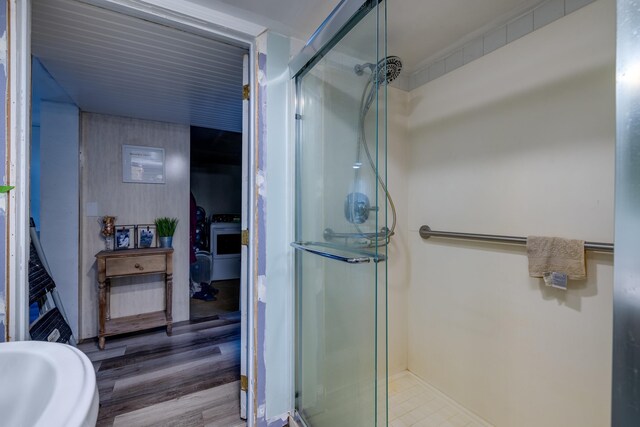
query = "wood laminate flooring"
xmin=79 ymin=312 xmax=246 ymax=427
xmin=190 ymin=279 xmax=240 ymax=321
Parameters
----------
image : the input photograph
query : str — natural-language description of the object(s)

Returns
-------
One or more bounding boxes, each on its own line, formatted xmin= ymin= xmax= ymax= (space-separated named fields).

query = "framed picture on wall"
xmin=114 ymin=225 xmax=135 ymax=250
xmin=136 ymin=224 xmax=157 ymax=249
xmin=122 ymin=145 xmax=165 ymax=184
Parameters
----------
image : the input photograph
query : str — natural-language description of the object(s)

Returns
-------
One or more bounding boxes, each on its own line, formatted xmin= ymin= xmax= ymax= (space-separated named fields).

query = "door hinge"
xmin=241 ymin=375 xmax=248 ymax=391
xmin=241 ymin=229 xmax=249 ymax=246
xmin=242 ymin=84 xmax=250 ymax=101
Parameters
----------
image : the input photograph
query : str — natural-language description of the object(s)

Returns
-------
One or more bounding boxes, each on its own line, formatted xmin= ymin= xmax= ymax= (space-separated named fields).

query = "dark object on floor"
xmin=205 ymin=282 xmax=220 ymax=295
xmin=193 ymin=290 xmax=216 ymax=301
xmin=193 ymin=282 xmax=220 ymax=301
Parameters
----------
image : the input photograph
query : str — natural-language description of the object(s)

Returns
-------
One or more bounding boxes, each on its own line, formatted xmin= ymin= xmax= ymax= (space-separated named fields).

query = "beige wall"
xmin=387 ymin=86 xmax=409 ymax=375
xmin=403 ymin=0 xmax=615 ymax=426
xmin=79 ymin=113 xmax=190 ymax=339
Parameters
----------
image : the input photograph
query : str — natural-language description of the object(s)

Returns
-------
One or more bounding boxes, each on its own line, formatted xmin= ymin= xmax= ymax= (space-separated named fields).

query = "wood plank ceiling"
xmin=31 ymin=0 xmax=248 ymax=132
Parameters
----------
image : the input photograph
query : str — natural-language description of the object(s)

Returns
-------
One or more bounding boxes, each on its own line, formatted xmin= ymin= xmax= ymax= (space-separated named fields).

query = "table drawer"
xmin=106 ymin=254 xmax=166 ymax=276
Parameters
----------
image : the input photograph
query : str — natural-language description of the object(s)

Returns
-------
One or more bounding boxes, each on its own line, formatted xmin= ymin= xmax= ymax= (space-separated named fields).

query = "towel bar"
xmin=291 ymin=241 xmax=387 ymax=263
xmin=419 ymin=225 xmax=614 ymax=253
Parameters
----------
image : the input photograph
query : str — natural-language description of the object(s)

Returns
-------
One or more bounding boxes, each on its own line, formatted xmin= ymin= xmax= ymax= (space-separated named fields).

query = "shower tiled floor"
xmin=388 ymin=371 xmax=491 ymax=427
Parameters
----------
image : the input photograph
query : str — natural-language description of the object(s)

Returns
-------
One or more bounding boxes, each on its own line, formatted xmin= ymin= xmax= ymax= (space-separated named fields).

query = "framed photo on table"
xmin=114 ymin=225 xmax=135 ymax=250
xmin=136 ymin=224 xmax=157 ymax=249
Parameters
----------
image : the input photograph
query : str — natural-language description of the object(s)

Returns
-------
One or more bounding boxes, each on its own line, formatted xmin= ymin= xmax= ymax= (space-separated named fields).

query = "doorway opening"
xmin=189 ymin=127 xmax=243 ymax=321
xmin=27 ymin=0 xmax=252 ymax=424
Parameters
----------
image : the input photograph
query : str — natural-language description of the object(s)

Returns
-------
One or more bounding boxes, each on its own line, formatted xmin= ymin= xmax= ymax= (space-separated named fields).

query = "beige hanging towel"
xmin=526 ymin=236 xmax=586 ymax=280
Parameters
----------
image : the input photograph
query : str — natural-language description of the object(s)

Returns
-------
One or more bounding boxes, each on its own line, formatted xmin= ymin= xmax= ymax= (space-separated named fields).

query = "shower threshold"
xmin=388 ymin=371 xmax=492 ymax=427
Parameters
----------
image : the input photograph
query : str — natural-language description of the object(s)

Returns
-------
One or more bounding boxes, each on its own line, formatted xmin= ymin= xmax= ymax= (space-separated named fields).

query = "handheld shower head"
xmin=347 ymin=56 xmax=403 ymax=247
xmin=354 ymin=56 xmax=403 ymax=86
xmin=375 ymin=55 xmax=402 ymax=86
xmin=358 ymin=56 xmax=403 ymax=115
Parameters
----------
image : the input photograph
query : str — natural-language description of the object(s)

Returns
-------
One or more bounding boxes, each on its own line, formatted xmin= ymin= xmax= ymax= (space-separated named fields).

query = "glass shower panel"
xmin=294 ymin=2 xmax=388 ymax=426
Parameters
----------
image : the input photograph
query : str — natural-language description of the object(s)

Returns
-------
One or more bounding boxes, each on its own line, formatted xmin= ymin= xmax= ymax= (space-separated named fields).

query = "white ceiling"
xmin=186 ymin=0 xmax=342 ymax=43
xmin=190 ymin=0 xmax=544 ymax=75
xmin=388 ymin=0 xmax=541 ymax=74
xmin=30 ymin=0 xmax=547 ymax=132
xmin=31 ymin=0 xmax=248 ymax=132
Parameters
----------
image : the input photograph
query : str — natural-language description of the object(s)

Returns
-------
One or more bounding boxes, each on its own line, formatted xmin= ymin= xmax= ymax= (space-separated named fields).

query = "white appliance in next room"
xmin=210 ymin=222 xmax=241 ymax=281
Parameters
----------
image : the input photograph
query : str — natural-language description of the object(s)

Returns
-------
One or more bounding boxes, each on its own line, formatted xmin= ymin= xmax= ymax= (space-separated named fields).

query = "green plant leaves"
xmin=154 ymin=217 xmax=179 ymax=237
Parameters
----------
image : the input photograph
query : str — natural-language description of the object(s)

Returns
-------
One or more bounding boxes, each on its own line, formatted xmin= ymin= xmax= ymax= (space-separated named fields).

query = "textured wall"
xmin=79 ymin=113 xmax=190 ymax=339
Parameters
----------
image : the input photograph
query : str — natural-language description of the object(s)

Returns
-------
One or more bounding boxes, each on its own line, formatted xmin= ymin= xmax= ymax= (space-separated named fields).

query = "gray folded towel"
xmin=526 ymin=236 xmax=586 ymax=280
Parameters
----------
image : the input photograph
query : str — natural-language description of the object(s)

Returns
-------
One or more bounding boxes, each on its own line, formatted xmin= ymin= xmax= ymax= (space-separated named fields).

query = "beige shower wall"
xmin=386 ymin=86 xmax=410 ymax=376
xmin=79 ymin=113 xmax=190 ymax=340
xmin=404 ymin=0 xmax=615 ymax=426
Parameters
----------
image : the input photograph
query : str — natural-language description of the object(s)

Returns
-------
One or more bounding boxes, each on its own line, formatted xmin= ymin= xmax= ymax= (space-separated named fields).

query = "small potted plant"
xmin=155 ymin=217 xmax=179 ymax=248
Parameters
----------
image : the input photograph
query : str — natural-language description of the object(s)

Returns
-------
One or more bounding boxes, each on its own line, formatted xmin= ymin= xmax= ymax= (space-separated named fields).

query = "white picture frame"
xmin=122 ymin=144 xmax=165 ymax=184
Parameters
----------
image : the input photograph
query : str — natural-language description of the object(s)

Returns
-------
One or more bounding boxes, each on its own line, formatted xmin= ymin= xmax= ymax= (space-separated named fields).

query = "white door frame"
xmin=6 ymin=0 xmax=32 ymax=344
xmin=6 ymin=0 xmax=261 ymax=425
xmin=240 ymin=52 xmax=250 ymax=420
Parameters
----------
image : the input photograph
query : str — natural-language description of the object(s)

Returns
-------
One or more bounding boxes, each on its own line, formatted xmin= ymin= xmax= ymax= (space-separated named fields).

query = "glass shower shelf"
xmin=291 ymin=241 xmax=387 ymax=263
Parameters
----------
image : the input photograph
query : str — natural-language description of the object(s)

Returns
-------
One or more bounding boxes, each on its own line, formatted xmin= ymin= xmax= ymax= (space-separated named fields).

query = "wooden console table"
xmin=95 ymin=247 xmax=173 ymax=349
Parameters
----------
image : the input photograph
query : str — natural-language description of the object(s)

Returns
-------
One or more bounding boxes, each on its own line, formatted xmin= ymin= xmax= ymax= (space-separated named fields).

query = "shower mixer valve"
xmin=345 ymin=192 xmax=372 ymax=224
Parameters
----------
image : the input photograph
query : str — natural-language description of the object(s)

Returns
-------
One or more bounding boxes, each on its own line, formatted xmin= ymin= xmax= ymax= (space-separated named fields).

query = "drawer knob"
xmin=134 ymin=263 xmax=144 ymax=270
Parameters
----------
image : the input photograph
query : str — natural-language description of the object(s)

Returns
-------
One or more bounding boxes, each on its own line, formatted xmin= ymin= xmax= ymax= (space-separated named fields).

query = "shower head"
xmin=354 ymin=56 xmax=403 ymax=86
xmin=375 ymin=56 xmax=403 ymax=86
xmin=357 ymin=56 xmax=403 ymax=115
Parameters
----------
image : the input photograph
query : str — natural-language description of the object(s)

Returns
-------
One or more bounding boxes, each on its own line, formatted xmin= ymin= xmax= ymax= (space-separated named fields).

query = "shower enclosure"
xmin=290 ymin=1 xmax=390 ymax=425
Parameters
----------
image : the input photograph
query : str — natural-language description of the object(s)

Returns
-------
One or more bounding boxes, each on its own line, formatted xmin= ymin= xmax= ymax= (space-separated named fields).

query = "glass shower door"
xmin=292 ymin=1 xmax=388 ymax=426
